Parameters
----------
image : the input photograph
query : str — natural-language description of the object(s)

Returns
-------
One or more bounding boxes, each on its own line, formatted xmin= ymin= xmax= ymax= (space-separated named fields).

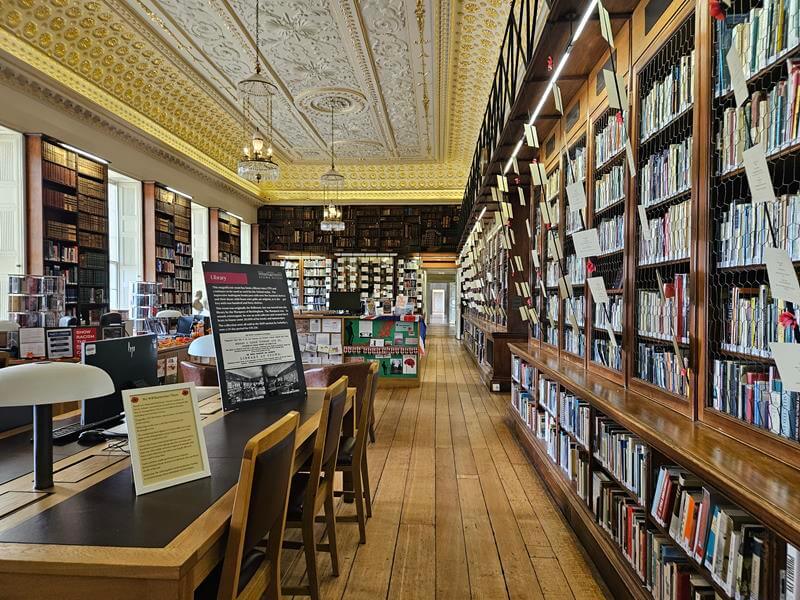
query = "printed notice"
xmin=765 ymin=247 xmax=800 ymax=304
xmin=607 ymin=324 xmax=618 ymax=348
xmin=524 ymin=123 xmax=539 ymax=148
xmin=123 ymin=383 xmax=211 ymax=496
xmin=726 ymin=46 xmax=749 ymax=108
xmin=572 ymin=228 xmax=602 ymax=259
xmin=599 ymin=2 xmax=614 ymax=48
xmin=638 ymin=205 xmax=653 ymax=241
xmin=743 ymin=144 xmax=776 ymax=204
xmin=771 ymin=343 xmax=800 ymax=392
xmin=587 ymin=276 xmax=609 ymax=305
xmin=604 ymin=69 xmax=628 ymax=110
xmin=517 ymin=186 xmax=526 ymax=206
xmin=322 ymin=318 xmax=341 ymax=333
xmin=625 ymin=140 xmax=636 ymax=176
xmin=553 ymin=84 xmax=563 ymax=114
xmin=566 ymin=181 xmax=587 ymax=212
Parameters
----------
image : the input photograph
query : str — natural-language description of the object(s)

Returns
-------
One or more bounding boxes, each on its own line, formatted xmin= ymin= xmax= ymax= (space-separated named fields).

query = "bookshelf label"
xmin=771 ymin=343 xmax=800 ymax=392
xmin=742 ymin=144 xmax=777 ymax=204
xmin=566 ymin=181 xmax=587 ymax=212
xmin=725 ymin=46 xmax=749 ymax=108
xmin=765 ymin=247 xmax=800 ymax=304
xmin=637 ymin=205 xmax=652 ymax=241
xmin=603 ymin=69 xmax=627 ymax=110
xmin=572 ymin=228 xmax=601 ymax=259
xmin=587 ymin=276 xmax=609 ymax=304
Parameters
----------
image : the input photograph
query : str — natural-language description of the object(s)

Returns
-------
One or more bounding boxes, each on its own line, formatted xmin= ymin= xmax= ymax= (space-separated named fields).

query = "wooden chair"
xmin=332 ymin=361 xmax=378 ymax=543
xmin=180 ymin=360 xmax=219 ymax=386
xmin=215 ymin=411 xmax=300 ymax=600
xmin=282 ymin=376 xmax=348 ymax=600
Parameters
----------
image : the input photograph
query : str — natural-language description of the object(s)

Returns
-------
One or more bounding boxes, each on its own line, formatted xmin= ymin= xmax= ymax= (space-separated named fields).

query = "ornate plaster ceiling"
xmin=0 ymin=0 xmax=512 ymax=204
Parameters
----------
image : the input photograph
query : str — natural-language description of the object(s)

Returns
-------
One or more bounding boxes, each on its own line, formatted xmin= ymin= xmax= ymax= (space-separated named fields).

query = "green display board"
xmin=344 ymin=318 xmax=420 ymax=379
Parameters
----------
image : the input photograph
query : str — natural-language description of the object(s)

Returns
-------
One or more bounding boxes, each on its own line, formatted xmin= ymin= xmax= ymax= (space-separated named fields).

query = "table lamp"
xmin=188 ymin=334 xmax=215 ymax=358
xmin=0 ymin=362 xmax=114 ymax=489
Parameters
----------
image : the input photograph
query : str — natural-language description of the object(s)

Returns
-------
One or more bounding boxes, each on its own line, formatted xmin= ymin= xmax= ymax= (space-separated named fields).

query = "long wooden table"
xmin=0 ymin=387 xmax=354 ymax=599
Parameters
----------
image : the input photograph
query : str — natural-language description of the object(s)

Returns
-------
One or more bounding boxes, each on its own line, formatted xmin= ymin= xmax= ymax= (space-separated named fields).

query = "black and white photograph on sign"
xmin=202 ymin=262 xmax=306 ymax=411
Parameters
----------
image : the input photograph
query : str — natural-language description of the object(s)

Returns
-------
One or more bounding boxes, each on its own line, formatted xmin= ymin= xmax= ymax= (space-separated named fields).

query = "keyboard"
xmin=52 ymin=416 xmax=122 ymax=445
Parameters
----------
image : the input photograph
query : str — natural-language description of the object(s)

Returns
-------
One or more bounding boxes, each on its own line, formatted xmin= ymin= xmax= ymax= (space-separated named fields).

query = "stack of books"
xmin=564 ymin=327 xmax=586 ymax=357
xmin=566 ymin=254 xmax=587 ymax=285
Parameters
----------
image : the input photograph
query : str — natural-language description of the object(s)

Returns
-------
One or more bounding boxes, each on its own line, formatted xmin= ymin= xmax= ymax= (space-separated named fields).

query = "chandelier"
xmin=237 ymin=0 xmax=279 ymax=183
xmin=319 ymin=97 xmax=346 ymax=232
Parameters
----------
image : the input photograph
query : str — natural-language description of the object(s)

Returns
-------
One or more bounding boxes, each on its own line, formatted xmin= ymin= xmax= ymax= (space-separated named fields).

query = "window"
xmin=107 ymin=170 xmax=142 ymax=311
xmin=0 ymin=126 xmax=25 ymax=321
xmin=240 ymin=222 xmax=251 ymax=264
xmin=191 ymin=202 xmax=209 ymax=307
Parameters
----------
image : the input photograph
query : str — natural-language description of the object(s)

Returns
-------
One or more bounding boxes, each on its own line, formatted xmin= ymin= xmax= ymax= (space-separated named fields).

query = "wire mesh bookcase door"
xmin=632 ymin=14 xmax=696 ymax=407
xmin=563 ymin=135 xmax=588 ymax=363
xmin=529 ymin=189 xmax=542 ymax=343
xmin=707 ymin=0 xmax=800 ymax=455
xmin=542 ymin=163 xmax=563 ymax=350
xmin=590 ymin=109 xmax=627 ymax=375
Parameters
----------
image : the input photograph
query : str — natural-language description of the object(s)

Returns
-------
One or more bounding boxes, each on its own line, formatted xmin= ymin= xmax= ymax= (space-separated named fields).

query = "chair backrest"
xmin=99 ymin=312 xmax=122 ymax=327
xmin=180 ymin=361 xmax=219 ymax=386
xmin=217 ymin=411 xmax=300 ymax=600
xmin=303 ymin=362 xmax=371 ymax=422
xmin=176 ymin=316 xmax=194 ymax=335
xmin=305 ymin=376 xmax=348 ymax=503
xmin=353 ymin=362 xmax=379 ymax=460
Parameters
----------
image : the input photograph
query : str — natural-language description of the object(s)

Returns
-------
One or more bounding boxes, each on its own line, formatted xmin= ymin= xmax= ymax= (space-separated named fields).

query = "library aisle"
xmin=280 ymin=333 xmax=610 ymax=600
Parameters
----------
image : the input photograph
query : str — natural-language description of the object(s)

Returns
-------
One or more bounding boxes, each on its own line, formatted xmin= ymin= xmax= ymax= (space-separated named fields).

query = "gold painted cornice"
xmin=265 ymin=188 xmax=462 ymax=204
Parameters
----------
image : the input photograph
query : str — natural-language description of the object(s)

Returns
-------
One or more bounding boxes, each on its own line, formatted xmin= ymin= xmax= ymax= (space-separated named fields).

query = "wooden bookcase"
xmin=257 ymin=204 xmax=461 ymax=256
xmin=26 ymin=134 xmax=110 ymax=325
xmin=216 ymin=210 xmax=241 ymax=264
xmin=143 ymin=182 xmax=193 ymax=314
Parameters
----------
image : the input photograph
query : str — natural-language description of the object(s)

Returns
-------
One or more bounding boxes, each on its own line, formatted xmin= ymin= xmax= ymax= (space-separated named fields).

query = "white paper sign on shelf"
xmin=514 ymin=281 xmax=522 ymax=295
xmin=568 ymin=305 xmax=580 ymax=330
xmin=522 ymin=282 xmax=531 ymax=297
xmin=528 ymin=307 xmax=540 ymax=325
xmin=525 ymin=218 xmax=532 ymax=239
xmin=531 ymin=249 xmax=540 ymax=268
xmin=743 ymin=144 xmax=776 ymax=204
xmin=599 ymin=2 xmax=615 ymax=48
xmin=540 ymin=201 xmax=551 ymax=224
xmin=519 ymin=306 xmax=529 ymax=322
xmin=524 ymin=123 xmax=539 ymax=148
xmin=725 ymin=46 xmax=750 ymax=108
xmin=558 ymin=277 xmax=569 ymax=299
xmin=515 ymin=256 xmax=524 ymax=271
xmin=497 ymin=174 xmax=509 ymax=192
xmin=638 ymin=205 xmax=652 ymax=241
xmin=553 ymin=84 xmax=563 ymax=114
xmin=765 ymin=247 xmax=800 ymax=304
xmin=539 ymin=280 xmax=548 ymax=296
xmin=607 ymin=325 xmax=618 ymax=347
xmin=603 ymin=69 xmax=628 ymax=110
xmin=530 ymin=162 xmax=546 ymax=186
xmin=771 ymin=343 xmax=800 ymax=392
xmin=625 ymin=140 xmax=637 ymax=176
xmin=517 ymin=187 xmax=526 ymax=206
xmin=572 ymin=228 xmax=601 ymax=259
xmin=494 ymin=210 xmax=504 ymax=228
xmin=587 ymin=276 xmax=609 ymax=305
xmin=491 ymin=186 xmax=500 ymax=203
xmin=512 ymin=156 xmax=520 ymax=174
xmin=566 ymin=181 xmax=587 ymax=212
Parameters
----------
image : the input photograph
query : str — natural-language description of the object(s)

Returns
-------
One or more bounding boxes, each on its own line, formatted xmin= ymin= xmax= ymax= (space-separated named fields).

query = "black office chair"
xmin=176 ymin=316 xmax=194 ymax=336
xmin=99 ymin=312 xmax=122 ymax=328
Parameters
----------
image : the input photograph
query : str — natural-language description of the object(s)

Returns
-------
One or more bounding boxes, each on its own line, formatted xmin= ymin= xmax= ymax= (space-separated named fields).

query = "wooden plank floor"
xmin=281 ymin=333 xmax=610 ymax=600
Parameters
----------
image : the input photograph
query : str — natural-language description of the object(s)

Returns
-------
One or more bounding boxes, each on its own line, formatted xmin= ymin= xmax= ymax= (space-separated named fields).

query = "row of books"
xmin=594 ymin=164 xmax=625 ymax=212
xmin=637 ymin=343 xmax=688 ymax=396
xmin=559 ymin=392 xmax=589 ymax=447
xmin=639 ymin=51 xmax=695 ymax=142
xmin=649 ymin=534 xmax=717 ymax=600
xmin=637 ymin=274 xmax=689 ymax=343
xmin=566 ymin=205 xmax=584 ymax=235
xmin=564 ymin=327 xmax=586 ymax=356
xmin=568 ymin=145 xmax=587 ymax=184
xmin=559 ymin=432 xmax=587 ymax=483
xmin=716 ymin=66 xmax=800 ymax=174
xmin=593 ymin=338 xmax=623 ymax=370
xmin=546 ymin=293 xmax=560 ymax=323
xmin=638 ymin=199 xmax=691 ymax=265
xmin=651 ymin=466 xmax=766 ymax=598
xmin=44 ymin=241 xmax=77 ymax=263
xmin=715 ymin=0 xmax=800 ymax=96
xmin=595 ymin=115 xmax=625 ymax=166
xmin=546 ymin=326 xmax=559 ymax=346
xmin=597 ymin=214 xmax=625 ymax=255
xmin=546 ymin=168 xmax=560 ymax=201
xmin=538 ymin=409 xmax=559 ymax=463
xmin=566 ymin=293 xmax=586 ymax=326
xmin=594 ymin=295 xmax=624 ymax=333
xmin=723 ymin=284 xmax=799 ymax=357
xmin=640 ymin=137 xmax=693 ymax=208
xmin=716 ymin=195 xmax=800 ymax=267
xmin=594 ymin=416 xmax=648 ymax=503
xmin=512 ymin=356 xmax=535 ymax=390
xmin=711 ymin=360 xmax=799 ymax=440
xmin=566 ymin=254 xmax=587 ymax=285
xmin=539 ymin=377 xmax=559 ymax=417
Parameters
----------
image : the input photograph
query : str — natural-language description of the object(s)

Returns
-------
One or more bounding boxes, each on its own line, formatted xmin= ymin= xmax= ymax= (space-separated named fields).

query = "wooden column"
xmin=142 ymin=181 xmax=156 ymax=281
xmin=251 ymin=223 xmax=260 ymax=264
xmin=25 ymin=134 xmax=44 ymax=276
xmin=209 ymin=208 xmax=219 ymax=261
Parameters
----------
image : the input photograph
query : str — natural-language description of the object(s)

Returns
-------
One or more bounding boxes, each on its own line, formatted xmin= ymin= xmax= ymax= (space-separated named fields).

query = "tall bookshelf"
xmin=705 ymin=0 xmax=800 ymax=452
xmin=562 ymin=135 xmax=588 ymax=362
xmin=631 ymin=13 xmax=695 ymax=411
xmin=396 ymin=256 xmax=423 ymax=307
xmin=333 ymin=255 xmax=395 ymax=301
xmin=148 ymin=183 xmax=192 ymax=313
xmin=33 ymin=135 xmax=110 ymax=325
xmin=541 ymin=163 xmax=562 ymax=349
xmin=217 ymin=211 xmax=241 ymax=264
xmin=270 ymin=257 xmax=300 ymax=307
xmin=302 ymin=257 xmax=332 ymax=310
xmin=590 ymin=109 xmax=628 ymax=376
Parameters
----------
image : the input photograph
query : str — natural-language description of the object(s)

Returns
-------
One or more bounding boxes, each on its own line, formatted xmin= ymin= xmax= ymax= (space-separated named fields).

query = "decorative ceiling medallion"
xmin=295 ymin=87 xmax=368 ymax=117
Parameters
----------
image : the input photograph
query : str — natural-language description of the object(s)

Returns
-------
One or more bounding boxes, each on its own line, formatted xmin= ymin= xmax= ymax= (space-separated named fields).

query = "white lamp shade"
xmin=156 ymin=310 xmax=183 ymax=319
xmin=0 ymin=362 xmax=114 ymax=407
xmin=0 ymin=320 xmax=19 ymax=333
xmin=188 ymin=334 xmax=216 ymax=358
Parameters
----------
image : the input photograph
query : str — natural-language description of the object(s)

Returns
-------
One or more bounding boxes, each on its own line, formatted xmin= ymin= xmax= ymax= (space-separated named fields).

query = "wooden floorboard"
xmin=281 ymin=333 xmax=609 ymax=600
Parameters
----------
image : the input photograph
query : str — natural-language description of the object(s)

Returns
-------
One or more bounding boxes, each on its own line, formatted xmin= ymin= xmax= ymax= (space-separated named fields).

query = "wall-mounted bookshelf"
xmin=397 ymin=256 xmax=424 ymax=307
xmin=563 ymin=135 xmax=588 ymax=362
xmin=258 ymin=204 xmax=461 ymax=256
xmin=333 ymin=255 xmax=395 ymax=301
xmin=31 ymin=135 xmax=110 ymax=325
xmin=302 ymin=257 xmax=332 ymax=310
xmin=270 ymin=257 xmax=301 ymax=307
xmin=541 ymin=164 xmax=562 ymax=350
xmin=217 ymin=211 xmax=241 ymax=264
xmin=632 ymin=14 xmax=695 ymax=409
xmin=147 ymin=183 xmax=192 ymax=313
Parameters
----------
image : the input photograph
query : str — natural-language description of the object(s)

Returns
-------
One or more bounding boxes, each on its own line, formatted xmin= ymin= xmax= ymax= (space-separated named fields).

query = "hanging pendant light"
xmin=237 ymin=0 xmax=279 ymax=183
xmin=320 ymin=98 xmax=345 ymax=232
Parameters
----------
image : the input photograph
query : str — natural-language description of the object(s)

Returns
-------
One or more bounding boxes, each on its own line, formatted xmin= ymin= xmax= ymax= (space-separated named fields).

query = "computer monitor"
xmin=329 ymin=291 xmax=362 ymax=315
xmin=81 ymin=334 xmax=159 ymax=426
xmin=176 ymin=316 xmax=194 ymax=335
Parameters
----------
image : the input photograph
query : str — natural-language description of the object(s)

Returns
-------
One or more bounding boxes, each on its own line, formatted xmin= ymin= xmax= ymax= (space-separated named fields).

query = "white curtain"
xmin=108 ymin=173 xmax=143 ymax=310
xmin=240 ymin=222 xmax=251 ymax=264
xmin=191 ymin=203 xmax=209 ymax=307
xmin=0 ymin=127 xmax=25 ymax=321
